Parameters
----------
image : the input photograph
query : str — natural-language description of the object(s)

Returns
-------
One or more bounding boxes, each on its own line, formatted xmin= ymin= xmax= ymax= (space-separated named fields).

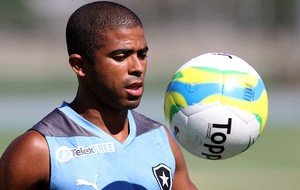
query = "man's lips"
xmin=125 ymin=82 xmax=143 ymax=97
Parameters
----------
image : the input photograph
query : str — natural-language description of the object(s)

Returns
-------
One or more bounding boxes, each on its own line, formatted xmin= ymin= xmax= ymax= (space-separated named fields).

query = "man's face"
xmin=84 ymin=26 xmax=148 ymax=111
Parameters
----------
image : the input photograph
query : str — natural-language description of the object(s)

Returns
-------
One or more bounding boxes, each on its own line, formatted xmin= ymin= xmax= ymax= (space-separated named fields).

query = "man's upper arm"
xmin=164 ymin=126 xmax=198 ymax=190
xmin=0 ymin=130 xmax=49 ymax=190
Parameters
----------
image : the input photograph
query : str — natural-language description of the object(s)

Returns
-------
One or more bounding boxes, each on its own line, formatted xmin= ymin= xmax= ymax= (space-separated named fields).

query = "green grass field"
xmin=1 ymin=125 xmax=299 ymax=190
xmin=186 ymin=126 xmax=300 ymax=189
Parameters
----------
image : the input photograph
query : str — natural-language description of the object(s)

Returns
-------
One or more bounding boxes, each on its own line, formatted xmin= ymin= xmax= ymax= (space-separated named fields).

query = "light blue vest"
xmin=31 ymin=103 xmax=175 ymax=190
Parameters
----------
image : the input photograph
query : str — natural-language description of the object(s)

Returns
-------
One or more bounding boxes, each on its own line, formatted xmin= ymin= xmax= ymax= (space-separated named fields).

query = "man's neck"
xmin=69 ymin=99 xmax=130 ymax=143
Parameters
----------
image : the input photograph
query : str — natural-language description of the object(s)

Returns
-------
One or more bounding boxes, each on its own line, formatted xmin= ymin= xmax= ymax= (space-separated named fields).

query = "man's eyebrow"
xmin=108 ymin=49 xmax=133 ymax=56
xmin=108 ymin=46 xmax=149 ymax=55
xmin=140 ymin=46 xmax=149 ymax=52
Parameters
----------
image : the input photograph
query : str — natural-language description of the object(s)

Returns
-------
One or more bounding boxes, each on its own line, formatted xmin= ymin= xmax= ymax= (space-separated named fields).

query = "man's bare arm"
xmin=0 ymin=130 xmax=50 ymax=190
xmin=164 ymin=126 xmax=198 ymax=190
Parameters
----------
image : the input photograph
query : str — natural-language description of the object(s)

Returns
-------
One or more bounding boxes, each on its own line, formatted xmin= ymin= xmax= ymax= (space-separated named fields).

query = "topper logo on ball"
xmin=202 ymin=118 xmax=232 ymax=160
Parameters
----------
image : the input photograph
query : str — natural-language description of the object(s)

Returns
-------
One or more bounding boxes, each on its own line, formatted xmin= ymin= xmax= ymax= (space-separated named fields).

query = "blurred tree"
xmin=0 ymin=0 xmax=35 ymax=30
xmin=235 ymin=0 xmax=297 ymax=29
xmin=261 ymin=0 xmax=297 ymax=28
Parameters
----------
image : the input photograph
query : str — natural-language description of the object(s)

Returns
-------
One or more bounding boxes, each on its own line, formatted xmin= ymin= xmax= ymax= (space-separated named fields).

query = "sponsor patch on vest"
xmin=152 ymin=163 xmax=172 ymax=190
xmin=55 ymin=142 xmax=115 ymax=163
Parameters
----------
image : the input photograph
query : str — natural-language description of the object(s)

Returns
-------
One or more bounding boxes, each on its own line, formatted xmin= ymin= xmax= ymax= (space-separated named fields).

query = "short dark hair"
xmin=66 ymin=1 xmax=143 ymax=63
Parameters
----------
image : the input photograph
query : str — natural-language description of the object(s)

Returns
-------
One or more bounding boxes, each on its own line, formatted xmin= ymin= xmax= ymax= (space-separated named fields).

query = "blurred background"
xmin=1 ymin=0 xmax=299 ymax=189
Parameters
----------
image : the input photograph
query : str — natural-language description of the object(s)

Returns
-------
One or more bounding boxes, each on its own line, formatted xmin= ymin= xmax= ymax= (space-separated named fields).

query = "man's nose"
xmin=128 ymin=55 xmax=146 ymax=77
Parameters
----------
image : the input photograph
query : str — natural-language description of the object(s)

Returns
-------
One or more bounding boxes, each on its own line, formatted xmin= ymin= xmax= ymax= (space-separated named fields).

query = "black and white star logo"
xmin=152 ymin=163 xmax=172 ymax=190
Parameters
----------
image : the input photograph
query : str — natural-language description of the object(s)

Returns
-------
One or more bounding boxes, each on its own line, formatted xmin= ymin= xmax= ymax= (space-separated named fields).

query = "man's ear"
xmin=69 ymin=54 xmax=86 ymax=77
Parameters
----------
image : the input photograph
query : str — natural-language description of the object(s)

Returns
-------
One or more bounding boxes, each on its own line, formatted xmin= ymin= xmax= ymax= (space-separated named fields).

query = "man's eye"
xmin=113 ymin=55 xmax=126 ymax=62
xmin=138 ymin=52 xmax=148 ymax=60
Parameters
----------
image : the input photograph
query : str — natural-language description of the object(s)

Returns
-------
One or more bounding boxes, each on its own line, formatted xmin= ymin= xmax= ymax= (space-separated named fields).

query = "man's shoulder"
xmin=31 ymin=108 xmax=64 ymax=135
xmin=1 ymin=130 xmax=48 ymax=159
xmin=130 ymin=110 xmax=165 ymax=137
xmin=31 ymin=108 xmax=96 ymax=137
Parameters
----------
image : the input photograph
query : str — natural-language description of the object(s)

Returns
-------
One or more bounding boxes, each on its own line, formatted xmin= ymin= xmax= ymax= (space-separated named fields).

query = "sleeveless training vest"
xmin=31 ymin=102 xmax=175 ymax=190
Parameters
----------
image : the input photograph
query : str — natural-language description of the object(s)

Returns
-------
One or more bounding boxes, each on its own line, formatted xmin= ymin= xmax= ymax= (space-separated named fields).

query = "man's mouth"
xmin=125 ymin=82 xmax=143 ymax=97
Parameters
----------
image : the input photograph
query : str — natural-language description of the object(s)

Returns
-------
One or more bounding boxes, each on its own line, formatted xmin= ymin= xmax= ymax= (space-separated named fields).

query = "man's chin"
xmin=126 ymin=98 xmax=142 ymax=109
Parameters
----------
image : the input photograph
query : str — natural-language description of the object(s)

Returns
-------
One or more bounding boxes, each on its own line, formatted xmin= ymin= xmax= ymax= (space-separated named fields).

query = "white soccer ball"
xmin=164 ymin=52 xmax=268 ymax=160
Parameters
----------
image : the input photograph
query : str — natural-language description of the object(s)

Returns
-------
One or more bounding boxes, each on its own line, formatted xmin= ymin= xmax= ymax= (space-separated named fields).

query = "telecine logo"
xmin=55 ymin=142 xmax=115 ymax=163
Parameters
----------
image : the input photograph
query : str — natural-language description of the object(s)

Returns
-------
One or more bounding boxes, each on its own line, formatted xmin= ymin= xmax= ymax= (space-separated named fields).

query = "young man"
xmin=0 ymin=1 xmax=197 ymax=189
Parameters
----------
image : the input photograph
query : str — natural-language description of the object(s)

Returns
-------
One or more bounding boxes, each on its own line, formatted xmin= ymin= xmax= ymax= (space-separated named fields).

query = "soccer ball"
xmin=164 ymin=52 xmax=268 ymax=160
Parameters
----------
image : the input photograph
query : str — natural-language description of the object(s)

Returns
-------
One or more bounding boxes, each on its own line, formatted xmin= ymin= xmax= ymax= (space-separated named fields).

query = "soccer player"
xmin=0 ymin=1 xmax=197 ymax=190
